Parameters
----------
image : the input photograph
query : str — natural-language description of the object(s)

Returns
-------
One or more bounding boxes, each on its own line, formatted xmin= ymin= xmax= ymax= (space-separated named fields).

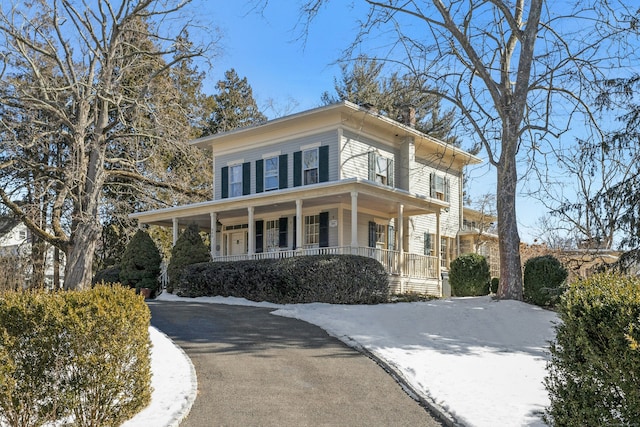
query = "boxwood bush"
xmin=0 ymin=285 xmax=151 ymax=427
xmin=449 ymin=253 xmax=490 ymax=296
xmin=523 ymin=254 xmax=567 ymax=307
xmin=545 ymin=273 xmax=640 ymax=426
xmin=176 ymin=254 xmax=389 ymax=304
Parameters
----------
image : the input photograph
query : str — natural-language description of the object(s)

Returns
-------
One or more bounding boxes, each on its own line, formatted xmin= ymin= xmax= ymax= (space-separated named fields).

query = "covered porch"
xmin=131 ymin=178 xmax=449 ymax=295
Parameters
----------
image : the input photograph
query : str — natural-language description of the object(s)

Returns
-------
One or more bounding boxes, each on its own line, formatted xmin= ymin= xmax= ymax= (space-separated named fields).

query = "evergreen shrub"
xmin=92 ymin=265 xmax=121 ymax=285
xmin=449 ymin=253 xmax=490 ymax=296
xmin=177 ymin=255 xmax=389 ymax=304
xmin=0 ymin=285 xmax=151 ymax=426
xmin=523 ymin=255 xmax=568 ymax=306
xmin=545 ymin=273 xmax=640 ymax=426
xmin=119 ymin=229 xmax=162 ymax=293
xmin=167 ymin=223 xmax=210 ymax=293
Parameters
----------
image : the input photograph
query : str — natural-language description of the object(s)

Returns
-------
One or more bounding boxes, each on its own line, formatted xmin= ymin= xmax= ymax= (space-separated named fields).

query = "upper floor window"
xmin=264 ymin=156 xmax=279 ymax=191
xmin=294 ymin=145 xmax=329 ymax=187
xmin=430 ymin=172 xmax=450 ymax=202
xmin=229 ymin=164 xmax=243 ymax=197
xmin=303 ymin=148 xmax=318 ymax=185
xmin=368 ymin=152 xmax=394 ymax=187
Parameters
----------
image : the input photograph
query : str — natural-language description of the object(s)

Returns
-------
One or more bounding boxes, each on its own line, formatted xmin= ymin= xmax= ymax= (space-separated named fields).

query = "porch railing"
xmin=212 ymin=246 xmax=438 ymax=279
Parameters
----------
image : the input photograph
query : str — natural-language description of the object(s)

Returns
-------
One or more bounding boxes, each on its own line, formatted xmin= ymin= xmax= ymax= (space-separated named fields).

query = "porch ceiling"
xmin=130 ymin=178 xmax=448 ymax=230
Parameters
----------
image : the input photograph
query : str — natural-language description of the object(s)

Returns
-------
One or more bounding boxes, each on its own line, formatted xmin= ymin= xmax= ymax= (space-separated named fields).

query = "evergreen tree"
xmin=119 ymin=229 xmax=162 ymax=291
xmin=202 ymin=69 xmax=267 ymax=135
xmin=322 ymin=56 xmax=459 ymax=144
xmin=167 ymin=223 xmax=210 ymax=293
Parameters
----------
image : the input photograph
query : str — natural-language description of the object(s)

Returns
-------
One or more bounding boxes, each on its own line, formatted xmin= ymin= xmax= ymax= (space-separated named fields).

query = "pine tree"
xmin=167 ymin=223 xmax=211 ymax=293
xmin=119 ymin=229 xmax=162 ymax=291
xmin=202 ymin=69 xmax=267 ymax=135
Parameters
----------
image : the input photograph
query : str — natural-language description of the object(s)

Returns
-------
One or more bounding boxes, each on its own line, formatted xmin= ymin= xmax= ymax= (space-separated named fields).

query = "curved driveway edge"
xmin=149 ymin=300 xmax=444 ymax=427
xmin=122 ymin=326 xmax=198 ymax=427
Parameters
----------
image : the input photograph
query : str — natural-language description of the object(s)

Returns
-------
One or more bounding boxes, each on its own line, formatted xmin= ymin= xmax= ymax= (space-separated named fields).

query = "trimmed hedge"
xmin=0 ymin=285 xmax=151 ymax=427
xmin=523 ymin=255 xmax=568 ymax=307
xmin=449 ymin=253 xmax=491 ymax=296
xmin=176 ymin=255 xmax=389 ymax=304
xmin=545 ymin=273 xmax=640 ymax=426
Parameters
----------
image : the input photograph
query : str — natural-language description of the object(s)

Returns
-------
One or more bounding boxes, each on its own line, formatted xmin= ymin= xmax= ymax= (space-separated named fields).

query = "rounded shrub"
xmin=167 ymin=223 xmax=210 ymax=293
xmin=523 ymin=255 xmax=567 ymax=306
xmin=490 ymin=277 xmax=499 ymax=294
xmin=545 ymin=273 xmax=640 ymax=426
xmin=0 ymin=286 xmax=151 ymax=426
xmin=449 ymin=253 xmax=490 ymax=296
xmin=92 ymin=265 xmax=121 ymax=285
xmin=119 ymin=229 xmax=162 ymax=293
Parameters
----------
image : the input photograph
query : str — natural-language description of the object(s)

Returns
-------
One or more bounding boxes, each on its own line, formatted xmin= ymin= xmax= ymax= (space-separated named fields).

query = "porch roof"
xmin=130 ymin=178 xmax=448 ymax=230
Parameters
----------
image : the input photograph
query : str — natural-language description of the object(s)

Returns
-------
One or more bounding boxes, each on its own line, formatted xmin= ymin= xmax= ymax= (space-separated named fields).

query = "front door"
xmin=231 ymin=231 xmax=246 ymax=255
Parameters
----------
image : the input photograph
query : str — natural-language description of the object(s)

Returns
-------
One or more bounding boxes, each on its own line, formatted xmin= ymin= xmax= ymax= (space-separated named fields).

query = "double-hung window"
xmin=368 ymin=151 xmax=394 ymax=187
xmin=430 ymin=172 xmax=450 ymax=202
xmin=265 ymin=220 xmax=279 ymax=251
xmin=264 ymin=156 xmax=279 ymax=191
xmin=229 ymin=164 xmax=243 ymax=197
xmin=304 ymin=214 xmax=320 ymax=247
xmin=303 ymin=148 xmax=319 ymax=185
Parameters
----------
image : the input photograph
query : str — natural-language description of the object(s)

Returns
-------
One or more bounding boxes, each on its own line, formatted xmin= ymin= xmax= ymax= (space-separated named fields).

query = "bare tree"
xmin=0 ymin=0 xmax=213 ymax=289
xmin=275 ymin=0 xmax=637 ymax=299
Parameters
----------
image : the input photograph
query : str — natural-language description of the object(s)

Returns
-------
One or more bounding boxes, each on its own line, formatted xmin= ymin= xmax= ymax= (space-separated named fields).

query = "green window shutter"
xmin=444 ymin=177 xmax=450 ymax=202
xmin=319 ymin=145 xmax=329 ymax=182
xmin=319 ymin=212 xmax=329 ymax=248
xmin=221 ymin=166 xmax=229 ymax=199
xmin=255 ymin=220 xmax=264 ymax=253
xmin=387 ymin=158 xmax=395 ymax=187
xmin=368 ymin=221 xmax=376 ymax=248
xmin=242 ymin=162 xmax=251 ymax=195
xmin=424 ymin=232 xmax=432 ymax=256
xmin=429 ymin=172 xmax=436 ymax=198
xmin=368 ymin=151 xmax=376 ymax=181
xmin=293 ymin=151 xmax=302 ymax=187
xmin=278 ymin=217 xmax=288 ymax=248
xmin=256 ymin=159 xmax=264 ymax=193
xmin=279 ymin=154 xmax=288 ymax=189
xmin=388 ymin=225 xmax=395 ymax=251
xmin=292 ymin=216 xmax=297 ymax=249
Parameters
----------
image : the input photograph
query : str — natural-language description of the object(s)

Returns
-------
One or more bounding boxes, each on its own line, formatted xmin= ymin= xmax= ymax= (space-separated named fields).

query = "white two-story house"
xmin=131 ymin=101 xmax=482 ymax=296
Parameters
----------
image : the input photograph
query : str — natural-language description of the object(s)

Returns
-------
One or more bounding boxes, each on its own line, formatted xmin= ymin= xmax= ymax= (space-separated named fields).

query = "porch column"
xmin=172 ymin=218 xmax=179 ymax=246
xmin=210 ymin=212 xmax=217 ymax=259
xmin=398 ymin=204 xmax=404 ymax=277
xmin=248 ymin=206 xmax=255 ymax=255
xmin=296 ymin=199 xmax=303 ymax=249
xmin=436 ymin=209 xmax=442 ymax=293
xmin=350 ymin=192 xmax=358 ymax=249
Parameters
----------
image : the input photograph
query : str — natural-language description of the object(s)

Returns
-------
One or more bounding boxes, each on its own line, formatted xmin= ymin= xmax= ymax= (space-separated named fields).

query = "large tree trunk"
xmin=63 ymin=221 xmax=101 ymax=290
xmin=496 ymin=134 xmax=523 ymax=300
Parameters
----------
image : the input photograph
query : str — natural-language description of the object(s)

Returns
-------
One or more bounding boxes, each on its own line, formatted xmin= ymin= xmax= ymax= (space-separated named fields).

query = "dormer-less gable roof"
xmin=191 ymin=101 xmax=481 ymax=169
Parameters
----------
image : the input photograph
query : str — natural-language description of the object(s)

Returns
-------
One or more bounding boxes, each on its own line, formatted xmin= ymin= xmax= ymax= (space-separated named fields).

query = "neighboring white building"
xmin=0 ymin=218 xmax=64 ymax=288
xmin=131 ymin=101 xmax=484 ymax=296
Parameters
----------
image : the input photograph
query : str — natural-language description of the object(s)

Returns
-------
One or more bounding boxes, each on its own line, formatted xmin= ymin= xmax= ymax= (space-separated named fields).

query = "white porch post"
xmin=172 ymin=218 xmax=179 ymax=246
xmin=210 ymin=212 xmax=217 ymax=259
xmin=350 ymin=192 xmax=358 ymax=250
xmin=296 ymin=199 xmax=303 ymax=249
xmin=248 ymin=206 xmax=255 ymax=255
xmin=398 ymin=204 xmax=404 ymax=280
xmin=337 ymin=207 xmax=344 ymax=247
xmin=436 ymin=209 xmax=442 ymax=293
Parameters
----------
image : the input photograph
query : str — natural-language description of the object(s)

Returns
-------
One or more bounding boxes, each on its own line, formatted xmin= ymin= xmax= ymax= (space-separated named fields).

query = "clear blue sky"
xmin=187 ymin=1 xmax=565 ymax=244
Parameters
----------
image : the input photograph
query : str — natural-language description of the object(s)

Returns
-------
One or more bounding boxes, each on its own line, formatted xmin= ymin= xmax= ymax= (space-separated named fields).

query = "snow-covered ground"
xmin=132 ymin=293 xmax=558 ymax=427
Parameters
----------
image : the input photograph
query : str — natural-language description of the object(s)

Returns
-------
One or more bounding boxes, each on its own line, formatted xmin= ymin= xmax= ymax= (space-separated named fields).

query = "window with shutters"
xmin=229 ymin=164 xmax=242 ymax=197
xmin=376 ymin=224 xmax=386 ymax=248
xmin=264 ymin=157 xmax=279 ymax=191
xmin=304 ymin=214 xmax=320 ymax=247
xmin=303 ymin=148 xmax=319 ymax=185
xmin=430 ymin=172 xmax=450 ymax=202
xmin=424 ymin=232 xmax=435 ymax=256
xmin=368 ymin=152 xmax=394 ymax=187
xmin=266 ymin=220 xmax=279 ymax=252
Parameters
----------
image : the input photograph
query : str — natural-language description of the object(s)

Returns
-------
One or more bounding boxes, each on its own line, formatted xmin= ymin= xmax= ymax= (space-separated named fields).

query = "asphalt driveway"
xmin=148 ymin=300 xmax=443 ymax=427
